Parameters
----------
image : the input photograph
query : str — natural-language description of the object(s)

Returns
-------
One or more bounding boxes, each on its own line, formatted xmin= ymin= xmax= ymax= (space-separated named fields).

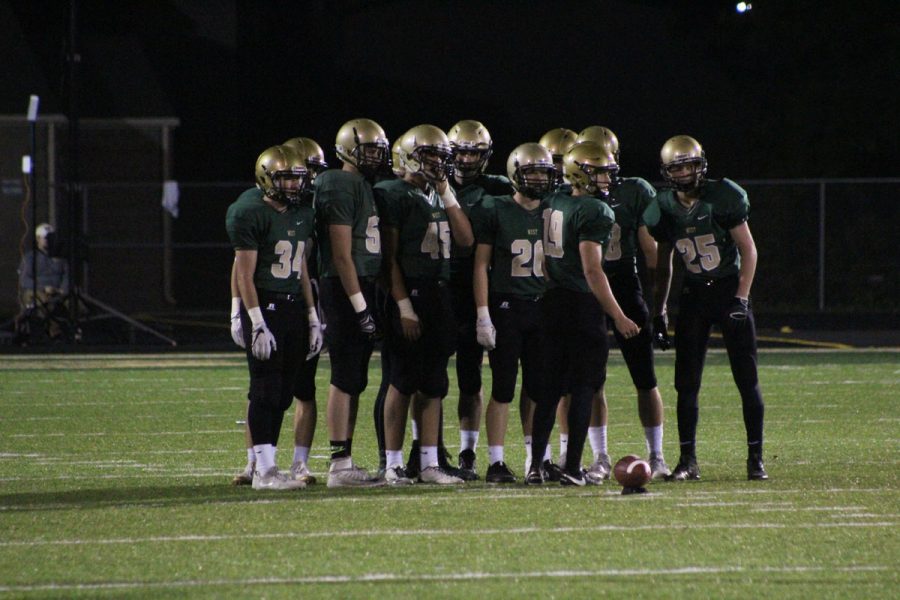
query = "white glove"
xmin=230 ymin=297 xmax=245 ymax=348
xmin=307 ymin=308 xmax=323 ymax=360
xmin=475 ymin=312 xmax=496 ymax=351
xmin=248 ymin=307 xmax=276 ymax=360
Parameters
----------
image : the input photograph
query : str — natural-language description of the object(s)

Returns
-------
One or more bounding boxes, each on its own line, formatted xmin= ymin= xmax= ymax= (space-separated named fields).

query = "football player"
xmin=376 ymin=124 xmax=474 ymax=484
xmin=538 ymin=128 xmax=578 ymax=190
xmin=644 ymin=135 xmax=767 ymax=481
xmin=225 ymin=145 xmax=321 ymax=491
xmin=445 ymin=119 xmax=514 ymax=479
xmin=470 ymin=143 xmax=550 ymax=483
xmin=230 ymin=138 xmax=328 ymax=486
xmin=314 ymin=118 xmax=389 ymax=488
xmin=569 ymin=126 xmax=671 ymax=481
xmin=528 ymin=141 xmax=640 ymax=486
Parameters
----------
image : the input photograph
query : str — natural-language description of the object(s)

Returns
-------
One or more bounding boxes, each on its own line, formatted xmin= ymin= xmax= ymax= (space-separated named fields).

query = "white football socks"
xmin=645 ymin=425 xmax=663 ymax=457
xmin=293 ymin=446 xmax=310 ymax=464
xmin=253 ymin=444 xmax=275 ymax=474
xmin=588 ymin=426 xmax=608 ymax=459
xmin=460 ymin=429 xmax=479 ymax=452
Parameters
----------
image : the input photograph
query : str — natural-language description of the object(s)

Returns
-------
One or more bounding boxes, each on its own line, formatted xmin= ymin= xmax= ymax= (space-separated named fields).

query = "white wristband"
xmin=247 ymin=306 xmax=264 ymax=328
xmin=397 ymin=298 xmax=418 ymax=321
xmin=476 ymin=306 xmax=491 ymax=321
xmin=231 ymin=296 xmax=241 ymax=315
xmin=349 ymin=292 xmax=367 ymax=313
xmin=308 ymin=307 xmax=320 ymax=326
xmin=441 ymin=187 xmax=459 ymax=210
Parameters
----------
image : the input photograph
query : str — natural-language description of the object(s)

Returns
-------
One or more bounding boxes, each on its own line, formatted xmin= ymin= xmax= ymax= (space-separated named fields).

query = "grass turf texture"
xmin=0 ymin=350 xmax=897 ymax=598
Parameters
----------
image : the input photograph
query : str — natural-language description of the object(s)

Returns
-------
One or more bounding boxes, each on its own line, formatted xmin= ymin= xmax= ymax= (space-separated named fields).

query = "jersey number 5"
xmin=272 ymin=240 xmax=306 ymax=279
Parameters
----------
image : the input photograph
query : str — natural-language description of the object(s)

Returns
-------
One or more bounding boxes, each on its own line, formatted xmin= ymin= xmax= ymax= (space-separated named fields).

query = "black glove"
xmin=357 ymin=308 xmax=380 ymax=340
xmin=652 ymin=315 xmax=671 ymax=351
xmin=728 ymin=297 xmax=750 ymax=321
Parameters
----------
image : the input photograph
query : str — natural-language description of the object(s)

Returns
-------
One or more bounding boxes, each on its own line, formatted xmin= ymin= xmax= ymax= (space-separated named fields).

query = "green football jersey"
xmin=376 ymin=178 xmax=453 ymax=280
xmin=542 ymin=191 xmax=615 ymax=293
xmin=604 ymin=177 xmax=656 ymax=270
xmin=643 ymin=178 xmax=750 ymax=281
xmin=448 ymin=174 xmax=513 ymax=285
xmin=473 ymin=194 xmax=545 ymax=297
xmin=313 ymin=169 xmax=382 ymax=278
xmin=225 ymin=187 xmax=315 ymax=295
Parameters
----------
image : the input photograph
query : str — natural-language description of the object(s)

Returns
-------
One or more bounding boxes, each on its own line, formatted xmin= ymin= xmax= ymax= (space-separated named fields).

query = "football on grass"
xmin=613 ymin=455 xmax=651 ymax=488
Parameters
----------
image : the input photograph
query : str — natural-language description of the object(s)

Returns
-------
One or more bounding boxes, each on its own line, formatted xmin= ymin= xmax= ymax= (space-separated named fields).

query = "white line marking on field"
xmin=1 ymin=522 xmax=896 ymax=548
xmin=10 ymin=430 xmax=238 ymax=438
xmin=0 ymin=564 xmax=889 ymax=593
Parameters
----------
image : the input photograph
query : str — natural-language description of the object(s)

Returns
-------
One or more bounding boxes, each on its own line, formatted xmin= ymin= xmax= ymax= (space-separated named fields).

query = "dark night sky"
xmin=4 ymin=0 xmax=898 ymax=183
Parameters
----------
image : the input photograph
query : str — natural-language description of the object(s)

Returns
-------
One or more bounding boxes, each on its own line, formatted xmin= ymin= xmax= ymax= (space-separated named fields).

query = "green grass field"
xmin=0 ymin=350 xmax=897 ymax=598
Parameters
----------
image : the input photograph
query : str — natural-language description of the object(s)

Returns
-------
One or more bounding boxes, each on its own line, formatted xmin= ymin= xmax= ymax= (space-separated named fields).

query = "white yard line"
xmin=0 ymin=564 xmax=890 ymax=594
xmin=1 ymin=521 xmax=896 ymax=549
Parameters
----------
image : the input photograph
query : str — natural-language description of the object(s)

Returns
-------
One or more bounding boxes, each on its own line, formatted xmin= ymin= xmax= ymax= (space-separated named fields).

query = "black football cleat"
xmin=542 ymin=460 xmax=563 ymax=482
xmin=666 ymin=456 xmax=701 ymax=481
xmin=747 ymin=455 xmax=769 ymax=480
xmin=524 ymin=465 xmax=544 ymax=485
xmin=485 ymin=461 xmax=517 ymax=484
xmin=559 ymin=468 xmax=586 ymax=487
xmin=458 ymin=449 xmax=480 ymax=481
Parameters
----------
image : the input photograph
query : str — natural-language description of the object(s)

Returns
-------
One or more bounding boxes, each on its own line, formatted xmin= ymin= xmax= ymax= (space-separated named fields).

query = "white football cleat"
xmin=587 ymin=454 xmax=611 ymax=480
xmin=327 ymin=465 xmax=385 ymax=488
xmin=650 ymin=454 xmax=671 ymax=480
xmin=418 ymin=465 xmax=464 ymax=485
xmin=384 ymin=465 xmax=414 ymax=486
xmin=252 ymin=467 xmax=306 ymax=490
xmin=290 ymin=460 xmax=317 ymax=485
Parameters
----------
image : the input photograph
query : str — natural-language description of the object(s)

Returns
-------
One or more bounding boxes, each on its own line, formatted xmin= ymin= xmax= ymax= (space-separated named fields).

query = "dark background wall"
xmin=1 ymin=0 xmax=897 ymax=322
xmin=5 ymin=0 xmax=898 ymax=179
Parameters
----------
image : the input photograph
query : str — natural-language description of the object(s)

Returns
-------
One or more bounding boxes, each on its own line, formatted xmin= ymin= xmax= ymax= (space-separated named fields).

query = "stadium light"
xmin=736 ymin=2 xmax=752 ymax=12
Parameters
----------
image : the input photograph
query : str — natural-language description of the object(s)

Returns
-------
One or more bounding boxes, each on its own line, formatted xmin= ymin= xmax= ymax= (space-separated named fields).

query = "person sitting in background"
xmin=17 ymin=223 xmax=69 ymax=340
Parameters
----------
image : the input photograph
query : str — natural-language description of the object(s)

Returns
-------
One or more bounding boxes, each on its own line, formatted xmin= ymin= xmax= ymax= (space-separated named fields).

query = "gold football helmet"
xmin=391 ymin=138 xmax=405 ymax=177
xmin=506 ymin=143 xmax=556 ymax=200
xmin=564 ymin=142 xmax=619 ymax=198
xmin=539 ymin=128 xmax=578 ymax=186
xmin=398 ymin=124 xmax=454 ymax=183
xmin=283 ymin=137 xmax=328 ymax=180
xmin=255 ymin=145 xmax=309 ymax=205
xmin=335 ymin=118 xmax=389 ymax=178
xmin=447 ymin=119 xmax=493 ymax=184
xmin=576 ymin=126 xmax=620 ymax=163
xmin=660 ymin=135 xmax=707 ymax=192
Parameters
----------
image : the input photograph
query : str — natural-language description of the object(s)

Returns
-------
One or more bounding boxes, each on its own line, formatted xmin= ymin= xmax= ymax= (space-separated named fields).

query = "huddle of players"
xmin=226 ymin=118 xmax=768 ymax=491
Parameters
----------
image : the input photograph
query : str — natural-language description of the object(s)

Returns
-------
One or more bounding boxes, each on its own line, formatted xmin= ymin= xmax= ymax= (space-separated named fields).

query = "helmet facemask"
xmin=578 ymin=162 xmax=619 ymax=199
xmin=351 ymin=142 xmax=389 ymax=179
xmin=413 ymin=147 xmax=454 ymax=183
xmin=661 ymin=157 xmax=707 ymax=192
xmin=514 ymin=164 xmax=556 ymax=200
xmin=451 ymin=145 xmax=491 ymax=184
xmin=265 ymin=166 xmax=310 ymax=206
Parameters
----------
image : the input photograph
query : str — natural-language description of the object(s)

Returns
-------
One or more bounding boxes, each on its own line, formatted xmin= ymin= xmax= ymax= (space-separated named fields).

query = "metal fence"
xmin=70 ymin=178 xmax=899 ymax=316
xmin=5 ymin=177 xmax=898 ymax=317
